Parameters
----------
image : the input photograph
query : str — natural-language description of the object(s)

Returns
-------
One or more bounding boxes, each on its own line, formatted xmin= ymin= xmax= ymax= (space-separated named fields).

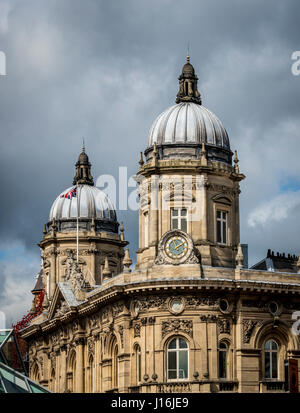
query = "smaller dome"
xmin=49 ymin=185 xmax=117 ymax=222
xmin=182 ymin=62 xmax=195 ymax=76
xmin=78 ymin=151 xmax=88 ymax=163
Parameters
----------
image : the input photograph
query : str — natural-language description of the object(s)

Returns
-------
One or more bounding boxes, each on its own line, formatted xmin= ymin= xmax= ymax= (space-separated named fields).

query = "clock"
xmin=165 ymin=234 xmax=188 ymax=259
xmin=155 ymin=229 xmax=199 ymax=265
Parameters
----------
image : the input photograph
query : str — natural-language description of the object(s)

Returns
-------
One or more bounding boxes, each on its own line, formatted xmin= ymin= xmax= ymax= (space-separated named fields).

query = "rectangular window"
xmin=218 ymin=351 xmax=227 ymax=379
xmin=216 ymin=210 xmax=227 ymax=244
xmin=171 ymin=208 xmax=187 ymax=232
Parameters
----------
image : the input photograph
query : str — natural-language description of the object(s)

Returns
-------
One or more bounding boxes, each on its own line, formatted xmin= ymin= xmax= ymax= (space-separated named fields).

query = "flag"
xmin=60 ymin=187 xmax=77 ymax=199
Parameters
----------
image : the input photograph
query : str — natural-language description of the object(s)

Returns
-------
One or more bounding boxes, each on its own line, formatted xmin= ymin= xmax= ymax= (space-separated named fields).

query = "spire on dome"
xmin=73 ymin=143 xmax=94 ymax=186
xmin=176 ymin=55 xmax=201 ymax=105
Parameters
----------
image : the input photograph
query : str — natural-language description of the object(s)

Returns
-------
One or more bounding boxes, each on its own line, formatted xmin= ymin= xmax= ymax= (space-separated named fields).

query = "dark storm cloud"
xmin=0 ymin=0 xmax=300 ymax=321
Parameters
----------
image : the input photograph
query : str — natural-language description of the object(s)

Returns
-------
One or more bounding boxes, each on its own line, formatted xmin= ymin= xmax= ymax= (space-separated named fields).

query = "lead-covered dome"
xmin=148 ymin=102 xmax=230 ymax=148
xmin=144 ymin=56 xmax=232 ymax=165
xmin=49 ymin=185 xmax=116 ymax=222
xmin=47 ymin=146 xmax=118 ymax=234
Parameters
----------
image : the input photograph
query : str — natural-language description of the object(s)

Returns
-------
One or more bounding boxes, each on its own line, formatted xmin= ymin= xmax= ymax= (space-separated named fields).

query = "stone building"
xmin=21 ymin=56 xmax=300 ymax=393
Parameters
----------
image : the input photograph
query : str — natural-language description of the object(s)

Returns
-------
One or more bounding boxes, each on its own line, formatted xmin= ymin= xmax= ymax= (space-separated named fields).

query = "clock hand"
xmin=175 ymin=242 xmax=184 ymax=250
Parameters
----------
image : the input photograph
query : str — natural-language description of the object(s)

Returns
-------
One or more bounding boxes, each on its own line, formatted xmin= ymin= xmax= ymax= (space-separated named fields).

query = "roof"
xmin=251 ymin=249 xmax=299 ymax=273
xmin=31 ymin=269 xmax=44 ymax=293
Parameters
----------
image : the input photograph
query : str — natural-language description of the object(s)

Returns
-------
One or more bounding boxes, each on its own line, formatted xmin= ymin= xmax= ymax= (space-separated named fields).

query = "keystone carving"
xmin=162 ymin=319 xmax=193 ymax=338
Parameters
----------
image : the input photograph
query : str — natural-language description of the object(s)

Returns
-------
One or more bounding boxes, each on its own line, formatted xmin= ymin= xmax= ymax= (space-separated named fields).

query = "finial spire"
xmin=102 ymin=256 xmax=111 ymax=280
xmin=139 ymin=151 xmax=144 ymax=167
xmin=187 ymin=42 xmax=190 ymax=63
xmin=234 ymin=150 xmax=239 ymax=173
xmin=73 ymin=143 xmax=94 ymax=186
xmin=123 ymin=248 xmax=132 ymax=273
xmin=176 ymin=55 xmax=201 ymax=105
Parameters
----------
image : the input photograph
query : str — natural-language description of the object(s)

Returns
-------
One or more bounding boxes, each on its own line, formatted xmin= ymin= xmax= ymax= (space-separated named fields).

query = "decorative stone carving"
xmin=102 ymin=307 xmax=110 ymax=321
xmin=134 ymin=323 xmax=141 ymax=338
xmin=118 ymin=325 xmax=124 ymax=347
xmin=51 ymin=332 xmax=59 ymax=346
xmin=38 ymin=356 xmax=44 ymax=376
xmin=54 ymin=301 xmax=69 ymax=318
xmin=64 ymin=250 xmax=90 ymax=299
xmin=89 ymin=314 xmax=99 ymax=330
xmin=243 ymin=320 xmax=258 ymax=343
xmin=138 ymin=296 xmax=167 ymax=311
xmin=200 ymin=315 xmax=217 ymax=323
xmin=87 ymin=337 xmax=95 ymax=357
xmin=186 ymin=296 xmax=219 ymax=307
xmin=162 ymin=319 xmax=193 ymax=338
xmin=50 ymin=353 xmax=56 ymax=370
xmin=71 ymin=320 xmax=79 ymax=333
xmin=112 ymin=302 xmax=124 ymax=317
xmin=217 ymin=318 xmax=231 ymax=334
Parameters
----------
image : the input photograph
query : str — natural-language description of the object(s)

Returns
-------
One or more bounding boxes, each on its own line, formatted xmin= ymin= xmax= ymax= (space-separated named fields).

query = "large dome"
xmin=148 ymin=102 xmax=230 ymax=149
xmin=144 ymin=56 xmax=232 ymax=165
xmin=49 ymin=185 xmax=116 ymax=222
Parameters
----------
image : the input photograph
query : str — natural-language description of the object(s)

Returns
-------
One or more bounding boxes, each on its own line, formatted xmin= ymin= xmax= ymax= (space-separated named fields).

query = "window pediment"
xmin=212 ymin=193 xmax=232 ymax=205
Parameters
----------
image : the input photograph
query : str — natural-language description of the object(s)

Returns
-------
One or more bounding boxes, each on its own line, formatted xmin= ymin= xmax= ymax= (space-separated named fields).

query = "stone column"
xmin=150 ymin=175 xmax=159 ymax=247
xmin=200 ymin=316 xmax=209 ymax=378
xmin=60 ymin=345 xmax=67 ymax=392
xmin=75 ymin=338 xmax=85 ymax=393
xmin=49 ymin=247 xmax=57 ymax=300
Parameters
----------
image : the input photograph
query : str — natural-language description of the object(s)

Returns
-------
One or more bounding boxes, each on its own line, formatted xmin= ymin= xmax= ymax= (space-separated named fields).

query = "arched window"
xmin=167 ymin=337 xmax=188 ymax=380
xmin=264 ymin=339 xmax=278 ymax=379
xmin=112 ymin=344 xmax=119 ymax=389
xmin=68 ymin=350 xmax=76 ymax=393
xmin=88 ymin=356 xmax=95 ymax=393
xmin=144 ymin=212 xmax=149 ymax=248
xmin=50 ymin=368 xmax=56 ymax=392
xmin=218 ymin=342 xmax=228 ymax=379
xmin=135 ymin=345 xmax=142 ymax=384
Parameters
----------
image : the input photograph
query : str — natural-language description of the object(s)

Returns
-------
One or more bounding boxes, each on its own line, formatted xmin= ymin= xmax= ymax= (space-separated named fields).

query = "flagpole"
xmin=76 ymin=183 xmax=79 ymax=264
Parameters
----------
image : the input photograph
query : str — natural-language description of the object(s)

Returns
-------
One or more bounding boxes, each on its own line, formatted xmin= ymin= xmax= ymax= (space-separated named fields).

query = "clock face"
xmin=165 ymin=235 xmax=188 ymax=259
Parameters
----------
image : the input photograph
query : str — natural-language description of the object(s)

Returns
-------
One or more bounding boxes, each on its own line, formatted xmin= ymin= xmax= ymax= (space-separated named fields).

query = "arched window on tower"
xmin=218 ymin=342 xmax=228 ymax=379
xmin=144 ymin=212 xmax=149 ymax=248
xmin=167 ymin=337 xmax=188 ymax=381
xmin=264 ymin=339 xmax=279 ymax=379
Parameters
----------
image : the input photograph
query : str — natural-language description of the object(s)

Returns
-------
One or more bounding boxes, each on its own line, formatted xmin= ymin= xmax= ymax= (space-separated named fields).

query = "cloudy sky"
xmin=0 ymin=0 xmax=299 ymax=325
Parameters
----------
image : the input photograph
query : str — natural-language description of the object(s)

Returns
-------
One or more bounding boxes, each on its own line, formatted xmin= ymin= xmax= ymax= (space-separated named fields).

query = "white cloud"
xmin=248 ymin=190 xmax=300 ymax=227
xmin=0 ymin=247 xmax=40 ymax=326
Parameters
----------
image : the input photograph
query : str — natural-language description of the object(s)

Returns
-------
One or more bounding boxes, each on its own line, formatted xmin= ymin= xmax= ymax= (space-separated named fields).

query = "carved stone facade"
xmin=21 ymin=57 xmax=300 ymax=394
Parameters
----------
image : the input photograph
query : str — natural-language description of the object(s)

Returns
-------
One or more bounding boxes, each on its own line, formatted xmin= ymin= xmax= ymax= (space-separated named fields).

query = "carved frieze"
xmin=118 ymin=325 xmax=124 ymax=347
xmin=200 ymin=315 xmax=217 ymax=323
xmin=162 ymin=319 xmax=193 ymax=338
xmin=87 ymin=337 xmax=95 ymax=357
xmin=54 ymin=301 xmax=69 ymax=318
xmin=50 ymin=353 xmax=56 ymax=370
xmin=217 ymin=318 xmax=231 ymax=334
xmin=186 ymin=296 xmax=219 ymax=307
xmin=112 ymin=302 xmax=124 ymax=317
xmin=134 ymin=323 xmax=141 ymax=338
xmin=242 ymin=320 xmax=258 ymax=343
